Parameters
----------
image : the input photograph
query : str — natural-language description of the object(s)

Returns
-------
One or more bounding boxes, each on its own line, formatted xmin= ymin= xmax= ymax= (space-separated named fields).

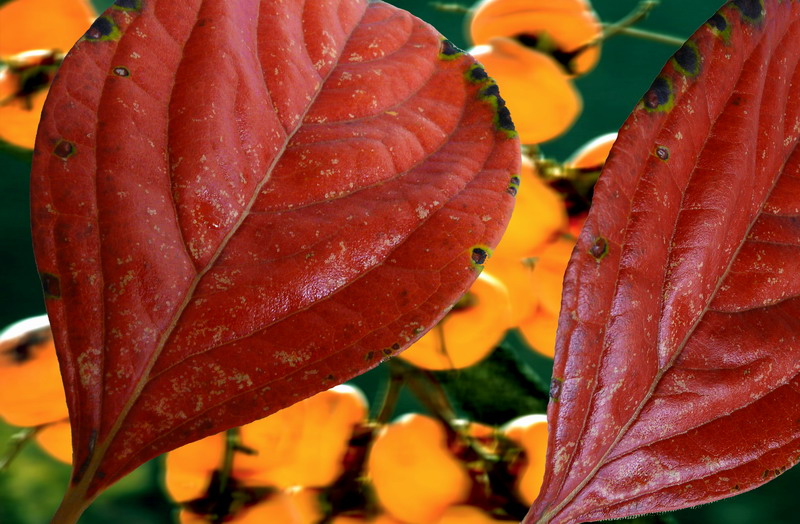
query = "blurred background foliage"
xmin=0 ymin=0 xmax=797 ymax=522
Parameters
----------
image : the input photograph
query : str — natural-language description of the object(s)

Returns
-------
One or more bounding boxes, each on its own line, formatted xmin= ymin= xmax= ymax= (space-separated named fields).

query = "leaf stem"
xmin=218 ymin=428 xmax=239 ymax=496
xmin=374 ymin=362 xmax=406 ymax=424
xmin=51 ymin=476 xmax=94 ymax=524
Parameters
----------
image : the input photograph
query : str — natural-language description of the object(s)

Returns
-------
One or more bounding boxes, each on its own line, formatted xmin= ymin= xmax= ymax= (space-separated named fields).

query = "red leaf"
xmin=526 ymin=1 xmax=800 ymax=522
xmin=30 ymin=0 xmax=519 ymax=512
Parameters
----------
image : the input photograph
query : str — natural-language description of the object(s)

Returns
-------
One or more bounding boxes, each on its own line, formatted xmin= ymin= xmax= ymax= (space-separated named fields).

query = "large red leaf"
xmin=29 ymin=0 xmax=519 ymax=514
xmin=526 ymin=1 xmax=800 ymax=522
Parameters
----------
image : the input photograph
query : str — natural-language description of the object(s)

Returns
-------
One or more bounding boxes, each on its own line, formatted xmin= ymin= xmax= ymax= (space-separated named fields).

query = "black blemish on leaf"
xmin=550 ymin=377 xmax=563 ymax=401
xmin=53 ymin=140 xmax=76 ymax=159
xmin=113 ymin=0 xmax=143 ymax=10
xmin=672 ymin=42 xmax=700 ymax=77
xmin=467 ymin=64 xmax=489 ymax=83
xmin=507 ymin=175 xmax=521 ymax=196
xmin=439 ymin=39 xmax=464 ymax=56
xmin=391 ymin=343 xmax=400 ymax=351
xmin=589 ymin=236 xmax=609 ymax=261
xmin=112 ymin=66 xmax=130 ymax=77
xmin=732 ymin=0 xmax=764 ymax=21
xmin=364 ymin=351 xmax=375 ymax=361
xmin=439 ymin=39 xmax=465 ymax=62
xmin=655 ymin=145 xmax=670 ymax=160
xmin=707 ymin=13 xmax=727 ymax=31
xmin=85 ymin=16 xmax=115 ymax=40
xmin=471 ymin=247 xmax=488 ymax=265
xmin=325 ymin=374 xmax=336 ymax=381
xmin=643 ymin=76 xmax=673 ymax=111
xmin=480 ymin=84 xmax=516 ymax=133
xmin=382 ymin=348 xmax=394 ymax=356
xmin=41 ymin=273 xmax=61 ymax=299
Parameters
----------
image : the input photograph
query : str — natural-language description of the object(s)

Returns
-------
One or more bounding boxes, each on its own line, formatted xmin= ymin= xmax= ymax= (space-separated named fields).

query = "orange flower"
xmin=501 ymin=414 xmax=548 ymax=504
xmin=469 ymin=0 xmax=602 ymax=76
xmin=367 ymin=414 xmax=472 ymax=523
xmin=0 ymin=0 xmax=96 ymax=149
xmin=399 ymin=272 xmax=512 ymax=370
xmin=0 ymin=315 xmax=68 ymax=427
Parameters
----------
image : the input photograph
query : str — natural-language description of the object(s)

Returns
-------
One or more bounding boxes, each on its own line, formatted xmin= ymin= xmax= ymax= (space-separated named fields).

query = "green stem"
xmin=374 ymin=362 xmax=406 ymax=424
xmin=604 ymin=25 xmax=686 ymax=47
xmin=218 ymin=429 xmax=239 ymax=497
xmin=51 ymin=478 xmax=94 ymax=524
xmin=0 ymin=426 xmax=39 ymax=472
xmin=600 ymin=0 xmax=684 ymax=48
xmin=428 ymin=2 xmax=471 ymax=14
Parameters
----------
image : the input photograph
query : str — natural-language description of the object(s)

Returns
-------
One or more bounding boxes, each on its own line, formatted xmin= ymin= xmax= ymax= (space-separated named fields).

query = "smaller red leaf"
xmin=527 ymin=1 xmax=800 ymax=522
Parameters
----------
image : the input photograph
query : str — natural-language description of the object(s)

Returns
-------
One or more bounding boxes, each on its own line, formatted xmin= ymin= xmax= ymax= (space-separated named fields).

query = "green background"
xmin=1 ymin=0 xmax=797 ymax=522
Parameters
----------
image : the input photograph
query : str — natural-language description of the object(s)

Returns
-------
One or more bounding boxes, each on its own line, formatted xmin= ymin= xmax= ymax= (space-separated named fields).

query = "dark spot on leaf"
xmin=732 ymin=484 xmax=740 ymax=491
xmin=391 ymin=343 xmax=400 ymax=351
xmin=439 ymin=39 xmax=463 ymax=58
xmin=41 ymin=273 xmax=61 ymax=299
xmin=325 ymin=374 xmax=335 ymax=381
xmin=672 ymin=43 xmax=700 ymax=77
xmin=707 ymin=13 xmax=727 ymax=31
xmin=84 ymin=16 xmax=116 ymax=40
xmin=733 ymin=0 xmax=764 ymax=21
xmin=113 ymin=0 xmax=143 ymax=10
xmin=589 ymin=236 xmax=609 ymax=261
xmin=655 ymin=145 xmax=670 ymax=160
xmin=507 ymin=175 xmax=520 ymax=196
xmin=480 ymin=83 xmax=516 ymax=134
xmin=74 ymin=430 xmax=99 ymax=482
xmin=112 ymin=66 xmax=130 ymax=77
xmin=643 ymin=76 xmax=673 ymax=111
xmin=53 ymin=140 xmax=76 ymax=159
xmin=550 ymin=377 xmax=563 ymax=400
xmin=466 ymin=64 xmax=489 ymax=84
xmin=471 ymin=247 xmax=488 ymax=265
xmin=364 ymin=351 xmax=374 ymax=361
xmin=382 ymin=348 xmax=394 ymax=356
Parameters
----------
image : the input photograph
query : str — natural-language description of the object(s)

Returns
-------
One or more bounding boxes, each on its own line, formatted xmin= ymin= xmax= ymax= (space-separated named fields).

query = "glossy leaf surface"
xmin=527 ymin=1 xmax=800 ymax=522
xmin=30 ymin=0 xmax=519 ymax=506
